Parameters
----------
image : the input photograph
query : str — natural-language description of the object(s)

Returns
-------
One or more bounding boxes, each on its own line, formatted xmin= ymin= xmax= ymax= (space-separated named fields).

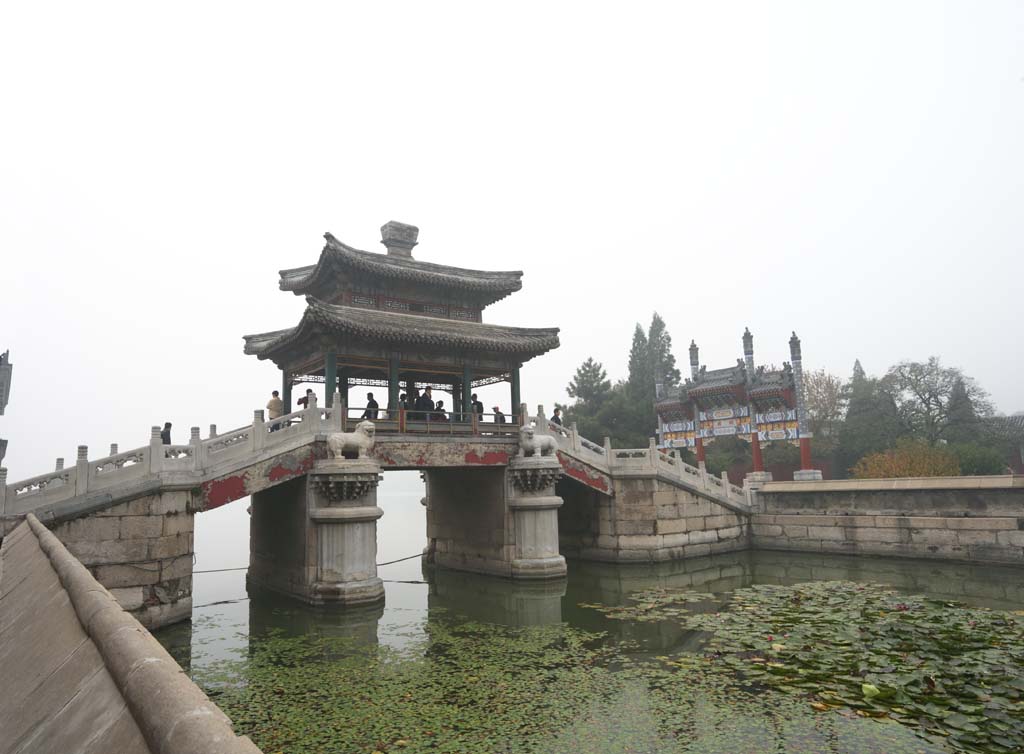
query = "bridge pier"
xmin=248 ymin=460 xmax=385 ymax=607
xmin=423 ymin=456 xmax=566 ymax=580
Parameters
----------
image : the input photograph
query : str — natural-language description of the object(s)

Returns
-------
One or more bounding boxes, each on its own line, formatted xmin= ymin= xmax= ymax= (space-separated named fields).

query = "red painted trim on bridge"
xmin=556 ymin=451 xmax=611 ymax=493
xmin=464 ymin=450 xmax=510 ymax=465
xmin=201 ymin=474 xmax=250 ymax=510
xmin=268 ymin=449 xmax=318 ymax=482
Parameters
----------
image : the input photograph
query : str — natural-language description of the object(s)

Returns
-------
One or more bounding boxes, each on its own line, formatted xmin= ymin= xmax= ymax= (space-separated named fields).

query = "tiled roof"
xmin=244 ymin=298 xmax=559 ymax=360
xmin=278 ymin=233 xmax=523 ymax=304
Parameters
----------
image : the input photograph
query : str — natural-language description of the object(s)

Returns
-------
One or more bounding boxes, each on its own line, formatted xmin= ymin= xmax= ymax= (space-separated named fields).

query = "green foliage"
xmin=702 ymin=436 xmax=749 ymax=477
xmin=836 ymin=360 xmax=905 ymax=477
xmin=567 ymin=357 xmax=611 ymax=405
xmin=882 ymin=358 xmax=994 ymax=445
xmin=565 ymin=313 xmax=682 ymax=448
xmin=589 ymin=580 xmax=1024 ymax=753
xmin=950 ymin=443 xmax=1007 ymax=476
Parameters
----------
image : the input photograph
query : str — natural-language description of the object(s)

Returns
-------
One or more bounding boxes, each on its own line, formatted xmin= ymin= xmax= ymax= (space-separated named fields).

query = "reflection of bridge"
xmin=0 ymin=396 xmax=752 ymax=628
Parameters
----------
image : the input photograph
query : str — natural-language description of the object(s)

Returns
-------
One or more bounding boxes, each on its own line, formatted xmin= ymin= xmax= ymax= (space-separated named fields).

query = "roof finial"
xmin=380 ymin=221 xmax=419 ymax=258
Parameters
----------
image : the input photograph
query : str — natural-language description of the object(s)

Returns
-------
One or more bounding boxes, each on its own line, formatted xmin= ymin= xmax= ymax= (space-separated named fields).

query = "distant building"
xmin=654 ymin=330 xmax=821 ymax=480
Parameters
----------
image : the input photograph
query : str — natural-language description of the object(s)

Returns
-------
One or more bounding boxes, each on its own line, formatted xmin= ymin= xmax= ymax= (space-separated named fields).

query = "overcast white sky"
xmin=2 ymin=1 xmax=1023 ymax=479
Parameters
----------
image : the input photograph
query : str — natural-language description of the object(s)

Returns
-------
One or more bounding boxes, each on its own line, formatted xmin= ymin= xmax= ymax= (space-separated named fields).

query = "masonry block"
xmin=619 ymin=534 xmax=660 ymax=549
xmin=716 ymin=526 xmax=743 ymax=541
xmin=109 ymin=586 xmax=146 ymax=611
xmin=119 ymin=515 xmax=164 ymax=540
xmin=807 ymin=525 xmax=846 ymax=541
xmin=752 ymin=524 xmax=783 ymax=537
xmin=162 ymin=513 xmax=195 ymax=536
xmin=656 ymin=518 xmax=690 ymax=535
xmin=66 ymin=538 xmax=149 ymax=564
xmin=687 ymin=529 xmax=718 ymax=546
xmin=92 ymin=563 xmax=161 ymax=588
xmin=55 ymin=516 xmax=121 ymax=542
xmin=616 ymin=520 xmax=656 ymax=536
xmin=997 ymin=531 xmax=1024 ymax=547
xmin=161 ymin=554 xmax=193 ymax=581
xmin=782 ymin=525 xmax=808 ymax=538
xmin=149 ymin=534 xmax=190 ymax=560
xmin=910 ymin=528 xmax=958 ymax=545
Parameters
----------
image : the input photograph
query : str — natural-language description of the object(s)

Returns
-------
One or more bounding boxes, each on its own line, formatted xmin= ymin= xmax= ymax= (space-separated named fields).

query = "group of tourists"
xmin=261 ymin=386 xmax=525 ymax=428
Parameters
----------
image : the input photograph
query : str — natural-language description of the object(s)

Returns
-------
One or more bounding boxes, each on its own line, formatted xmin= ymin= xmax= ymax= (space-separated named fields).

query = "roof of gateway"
xmin=278 ymin=233 xmax=524 ymax=304
xmin=244 ymin=298 xmax=560 ymax=360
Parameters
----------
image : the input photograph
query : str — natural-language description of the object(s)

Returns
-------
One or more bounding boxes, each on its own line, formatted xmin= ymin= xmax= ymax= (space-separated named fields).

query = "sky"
xmin=2 ymin=1 xmax=1023 ymax=481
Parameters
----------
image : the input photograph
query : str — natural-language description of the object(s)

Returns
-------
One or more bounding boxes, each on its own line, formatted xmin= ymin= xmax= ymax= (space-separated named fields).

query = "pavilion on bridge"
xmin=243 ymin=221 xmax=559 ymax=426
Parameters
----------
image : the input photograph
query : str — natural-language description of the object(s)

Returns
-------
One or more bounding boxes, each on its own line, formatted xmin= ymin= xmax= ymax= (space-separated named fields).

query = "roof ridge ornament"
xmin=380 ymin=220 xmax=419 ymax=258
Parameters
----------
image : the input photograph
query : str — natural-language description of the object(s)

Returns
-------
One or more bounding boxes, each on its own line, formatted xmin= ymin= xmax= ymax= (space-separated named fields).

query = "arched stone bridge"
xmin=0 ymin=395 xmax=752 ymax=628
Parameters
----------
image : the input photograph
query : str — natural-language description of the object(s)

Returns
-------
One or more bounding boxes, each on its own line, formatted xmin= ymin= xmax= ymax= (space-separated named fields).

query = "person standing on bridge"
xmin=267 ymin=390 xmax=284 ymax=431
xmin=416 ymin=387 xmax=435 ymax=420
xmin=493 ymin=406 xmax=506 ymax=424
xmin=471 ymin=393 xmax=484 ymax=416
xmin=550 ymin=407 xmax=563 ymax=426
xmin=361 ymin=392 xmax=379 ymax=420
xmin=160 ymin=422 xmax=172 ymax=445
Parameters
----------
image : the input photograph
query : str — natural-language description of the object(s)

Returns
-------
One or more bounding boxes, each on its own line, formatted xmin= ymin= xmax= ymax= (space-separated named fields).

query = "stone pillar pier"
xmin=307 ymin=459 xmax=385 ymax=605
xmin=249 ymin=461 xmax=385 ymax=607
xmin=507 ymin=456 xmax=567 ymax=579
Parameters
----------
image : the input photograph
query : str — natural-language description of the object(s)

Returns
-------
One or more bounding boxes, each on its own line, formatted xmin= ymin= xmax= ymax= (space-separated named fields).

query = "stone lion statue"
xmin=327 ymin=421 xmax=376 ymax=459
xmin=518 ymin=425 xmax=558 ymax=457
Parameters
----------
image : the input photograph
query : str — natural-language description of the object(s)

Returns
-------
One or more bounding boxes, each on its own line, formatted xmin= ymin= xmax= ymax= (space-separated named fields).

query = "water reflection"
xmin=427 ymin=567 xmax=566 ymax=626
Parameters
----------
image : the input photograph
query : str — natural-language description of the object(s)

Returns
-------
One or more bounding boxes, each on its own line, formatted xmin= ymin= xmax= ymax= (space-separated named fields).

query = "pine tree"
xmin=567 ymin=357 xmax=611 ymax=405
xmin=626 ymin=324 xmax=650 ymax=400
xmin=945 ymin=377 xmax=981 ymax=444
xmin=836 ymin=361 xmax=904 ymax=476
xmin=647 ymin=312 xmax=681 ymax=390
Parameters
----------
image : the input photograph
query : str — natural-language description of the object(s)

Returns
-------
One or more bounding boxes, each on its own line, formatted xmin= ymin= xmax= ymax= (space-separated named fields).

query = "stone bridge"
xmin=0 ymin=395 xmax=753 ymax=628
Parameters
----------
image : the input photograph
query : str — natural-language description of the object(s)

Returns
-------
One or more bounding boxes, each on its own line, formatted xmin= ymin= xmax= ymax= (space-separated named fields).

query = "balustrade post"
xmin=720 ymin=471 xmax=730 ymax=492
xmin=149 ymin=426 xmax=163 ymax=473
xmin=603 ymin=436 xmax=611 ymax=456
xmin=55 ymin=458 xmax=64 ymax=471
xmin=571 ymin=422 xmax=581 ymax=451
xmin=332 ymin=391 xmax=343 ymax=431
xmin=253 ymin=410 xmax=266 ymax=451
xmin=306 ymin=393 xmax=319 ymax=433
xmin=190 ymin=426 xmax=203 ymax=471
xmin=109 ymin=443 xmax=118 ymax=456
xmin=520 ymin=403 xmax=528 ymax=427
xmin=399 ymin=406 xmax=406 ymax=433
xmin=536 ymin=405 xmax=545 ymax=428
xmin=0 ymin=468 xmax=7 ymax=514
xmin=209 ymin=424 xmax=217 ymax=438
xmin=648 ymin=437 xmax=658 ymax=468
xmin=75 ymin=445 xmax=89 ymax=495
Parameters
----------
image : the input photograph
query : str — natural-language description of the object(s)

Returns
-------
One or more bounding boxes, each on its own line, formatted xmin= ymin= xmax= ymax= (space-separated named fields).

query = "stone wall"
xmin=248 ymin=476 xmax=315 ymax=600
xmin=0 ymin=515 xmax=260 ymax=754
xmin=753 ymin=478 xmax=1024 ymax=564
xmin=559 ymin=476 xmax=748 ymax=563
xmin=47 ymin=489 xmax=194 ymax=628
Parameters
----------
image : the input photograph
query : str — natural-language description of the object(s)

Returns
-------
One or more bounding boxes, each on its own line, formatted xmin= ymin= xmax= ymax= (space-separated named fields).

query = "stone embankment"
xmin=752 ymin=476 xmax=1024 ymax=563
xmin=0 ymin=514 xmax=261 ymax=754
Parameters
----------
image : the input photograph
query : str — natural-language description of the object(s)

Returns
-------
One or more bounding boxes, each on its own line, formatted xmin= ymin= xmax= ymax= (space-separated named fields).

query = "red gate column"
xmin=751 ymin=431 xmax=764 ymax=472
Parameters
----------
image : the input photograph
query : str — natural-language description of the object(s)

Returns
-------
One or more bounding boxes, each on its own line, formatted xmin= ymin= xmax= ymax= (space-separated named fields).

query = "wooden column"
xmin=800 ymin=437 xmax=812 ymax=470
xmin=339 ymin=367 xmax=350 ymax=408
xmin=388 ymin=356 xmax=400 ymax=414
xmin=510 ymin=366 xmax=521 ymax=423
xmin=695 ymin=436 xmax=706 ymax=465
xmin=462 ymin=364 xmax=473 ymax=418
xmin=282 ymin=371 xmax=292 ymax=414
xmin=751 ymin=432 xmax=764 ymax=472
xmin=324 ymin=350 xmax=337 ymax=407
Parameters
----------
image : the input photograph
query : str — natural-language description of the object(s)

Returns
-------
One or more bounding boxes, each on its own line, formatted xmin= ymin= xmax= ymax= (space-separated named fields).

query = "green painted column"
xmin=339 ymin=367 xmax=349 ymax=408
xmin=282 ymin=371 xmax=292 ymax=414
xmin=388 ymin=356 xmax=400 ymax=414
xmin=510 ymin=366 xmax=521 ymax=422
xmin=324 ymin=350 xmax=337 ymax=408
xmin=462 ymin=364 xmax=473 ymax=418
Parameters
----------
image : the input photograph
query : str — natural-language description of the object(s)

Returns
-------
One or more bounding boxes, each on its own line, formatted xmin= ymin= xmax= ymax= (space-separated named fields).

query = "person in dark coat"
xmin=493 ymin=406 xmax=506 ymax=424
xmin=433 ymin=400 xmax=449 ymax=422
xmin=471 ymin=393 xmax=484 ymax=416
xmin=160 ymin=422 xmax=172 ymax=445
xmin=361 ymin=392 xmax=379 ymax=420
xmin=550 ymin=407 xmax=563 ymax=426
xmin=416 ymin=387 xmax=435 ymax=419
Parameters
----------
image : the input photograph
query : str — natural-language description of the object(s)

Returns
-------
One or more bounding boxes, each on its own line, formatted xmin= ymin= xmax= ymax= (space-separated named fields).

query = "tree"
xmin=950 ymin=443 xmax=1007 ymax=476
xmin=647 ymin=312 xmax=681 ymax=391
xmin=567 ymin=357 xmax=611 ymax=405
xmin=835 ymin=360 xmax=904 ymax=477
xmin=881 ymin=358 xmax=993 ymax=445
xmin=803 ymin=369 xmax=846 ymax=452
xmin=626 ymin=324 xmax=650 ymax=400
xmin=944 ymin=378 xmax=983 ymax=444
xmin=851 ymin=439 xmax=959 ymax=479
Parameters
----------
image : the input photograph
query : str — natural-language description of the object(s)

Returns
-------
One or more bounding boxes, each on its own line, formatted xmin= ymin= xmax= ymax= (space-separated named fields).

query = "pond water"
xmin=155 ymin=483 xmax=1024 ymax=754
